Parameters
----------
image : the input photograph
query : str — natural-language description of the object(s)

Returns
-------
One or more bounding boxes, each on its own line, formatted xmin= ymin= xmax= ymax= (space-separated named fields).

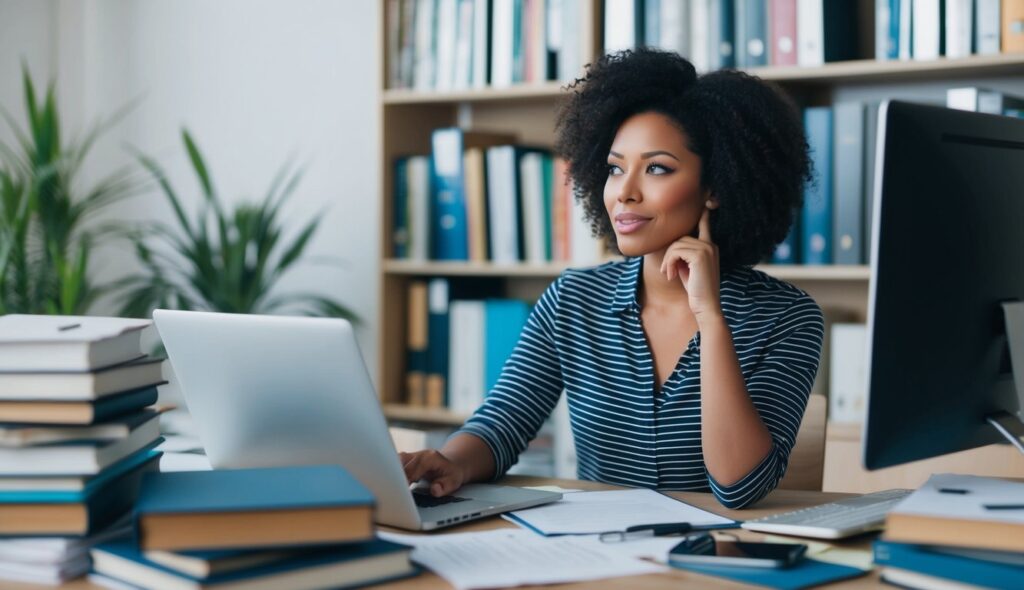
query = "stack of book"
xmin=90 ymin=465 xmax=418 ymax=589
xmin=874 ymin=473 xmax=1024 ymax=589
xmin=0 ymin=314 xmax=166 ymax=584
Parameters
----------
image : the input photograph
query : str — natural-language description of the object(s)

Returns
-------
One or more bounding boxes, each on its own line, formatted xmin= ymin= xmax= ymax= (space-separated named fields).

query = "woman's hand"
xmin=660 ymin=206 xmax=722 ymax=322
xmin=400 ymin=449 xmax=468 ymax=497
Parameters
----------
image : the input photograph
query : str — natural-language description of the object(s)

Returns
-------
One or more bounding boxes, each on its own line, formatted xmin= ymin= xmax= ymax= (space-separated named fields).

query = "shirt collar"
xmin=611 ymin=256 xmax=753 ymax=315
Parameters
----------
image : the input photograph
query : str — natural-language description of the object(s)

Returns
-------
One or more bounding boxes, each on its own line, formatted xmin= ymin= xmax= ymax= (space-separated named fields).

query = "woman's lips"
xmin=614 ymin=213 xmax=652 ymax=234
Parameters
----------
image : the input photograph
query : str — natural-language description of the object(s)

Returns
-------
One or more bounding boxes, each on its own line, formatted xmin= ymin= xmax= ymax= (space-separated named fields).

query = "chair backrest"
xmin=778 ymin=393 xmax=827 ymax=491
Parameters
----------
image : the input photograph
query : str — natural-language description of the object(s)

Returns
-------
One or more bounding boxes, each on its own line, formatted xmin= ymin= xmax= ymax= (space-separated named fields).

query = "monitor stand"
xmin=988 ymin=302 xmax=1024 ymax=455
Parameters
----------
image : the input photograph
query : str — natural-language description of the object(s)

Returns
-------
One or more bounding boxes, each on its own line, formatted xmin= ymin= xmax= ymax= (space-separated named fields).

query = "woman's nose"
xmin=616 ymin=171 xmax=641 ymax=203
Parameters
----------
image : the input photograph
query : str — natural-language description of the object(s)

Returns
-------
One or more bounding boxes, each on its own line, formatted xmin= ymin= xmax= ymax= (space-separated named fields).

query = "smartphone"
xmin=668 ymin=533 xmax=807 ymax=569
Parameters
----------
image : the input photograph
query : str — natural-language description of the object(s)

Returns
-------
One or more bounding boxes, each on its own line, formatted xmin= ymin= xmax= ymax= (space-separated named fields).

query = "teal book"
xmin=0 ymin=448 xmax=160 ymax=503
xmin=134 ymin=465 xmax=375 ymax=551
xmin=832 ymin=102 xmax=865 ymax=265
xmin=874 ymin=540 xmax=1023 ymax=590
xmin=92 ymin=538 xmax=418 ymax=590
xmin=392 ymin=156 xmax=410 ymax=258
xmin=801 ymin=107 xmax=833 ymax=264
xmin=484 ymin=299 xmax=530 ymax=393
xmin=0 ymin=451 xmax=160 ymax=537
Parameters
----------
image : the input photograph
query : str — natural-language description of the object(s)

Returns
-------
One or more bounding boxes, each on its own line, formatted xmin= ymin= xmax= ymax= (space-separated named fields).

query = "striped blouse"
xmin=457 ymin=255 xmax=825 ymax=509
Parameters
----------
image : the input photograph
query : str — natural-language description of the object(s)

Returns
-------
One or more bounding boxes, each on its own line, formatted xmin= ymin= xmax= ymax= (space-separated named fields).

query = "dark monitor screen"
xmin=863 ymin=100 xmax=1024 ymax=470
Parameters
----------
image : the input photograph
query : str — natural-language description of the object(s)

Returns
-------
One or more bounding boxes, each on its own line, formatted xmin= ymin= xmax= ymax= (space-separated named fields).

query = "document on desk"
xmin=380 ymin=529 xmax=666 ymax=590
xmin=504 ymin=488 xmax=736 ymax=535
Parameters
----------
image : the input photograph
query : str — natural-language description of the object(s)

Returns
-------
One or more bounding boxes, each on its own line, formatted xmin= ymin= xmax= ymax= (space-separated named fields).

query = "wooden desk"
xmin=29 ymin=476 xmax=880 ymax=590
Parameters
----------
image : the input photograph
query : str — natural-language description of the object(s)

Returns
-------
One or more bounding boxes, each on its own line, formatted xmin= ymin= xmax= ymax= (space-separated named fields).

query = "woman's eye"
xmin=647 ymin=163 xmax=672 ymax=175
xmin=607 ymin=164 xmax=623 ymax=176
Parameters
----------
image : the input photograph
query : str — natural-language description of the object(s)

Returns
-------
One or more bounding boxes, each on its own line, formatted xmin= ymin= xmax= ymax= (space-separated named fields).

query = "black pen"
xmin=599 ymin=522 xmax=694 ymax=542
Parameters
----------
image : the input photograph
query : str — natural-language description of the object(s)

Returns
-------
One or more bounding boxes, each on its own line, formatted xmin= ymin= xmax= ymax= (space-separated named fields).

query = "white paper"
xmin=159 ymin=452 xmax=212 ymax=472
xmin=506 ymin=488 xmax=735 ymax=535
xmin=893 ymin=473 xmax=1024 ymax=524
xmin=380 ymin=529 xmax=666 ymax=590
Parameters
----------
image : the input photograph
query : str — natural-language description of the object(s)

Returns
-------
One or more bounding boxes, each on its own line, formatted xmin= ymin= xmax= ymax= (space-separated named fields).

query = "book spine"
xmin=690 ymin=0 xmax=710 ymax=71
xmin=1003 ymin=0 xmax=1024 ymax=53
xmin=604 ymin=0 xmax=638 ymax=52
xmin=735 ymin=0 xmax=768 ymax=67
xmin=863 ymin=101 xmax=880 ymax=262
xmin=833 ymin=102 xmax=865 ymax=265
xmin=796 ymin=0 xmax=824 ymax=66
xmin=707 ymin=0 xmax=737 ymax=69
xmin=435 ymin=0 xmax=459 ymax=90
xmin=977 ymin=0 xmax=1002 ymax=55
xmin=406 ymin=281 xmax=429 ymax=406
xmin=393 ymin=158 xmax=410 ymax=259
xmin=829 ymin=323 xmax=868 ymax=423
xmin=431 ymin=128 xmax=470 ymax=261
xmin=801 ymin=106 xmax=833 ymax=265
xmin=873 ymin=540 xmax=1024 ymax=587
xmin=659 ymin=0 xmax=690 ymax=56
xmin=541 ymin=154 xmax=554 ymax=262
xmin=453 ymin=0 xmax=475 ymax=88
xmin=912 ymin=0 xmax=943 ymax=60
xmin=407 ymin=156 xmax=432 ymax=261
xmin=769 ymin=0 xmax=798 ymax=66
xmin=646 ymin=0 xmax=662 ymax=47
xmin=822 ymin=0 xmax=859 ymax=62
xmin=414 ymin=0 xmax=438 ymax=90
xmin=425 ymin=279 xmax=450 ymax=408
xmin=491 ymin=0 xmax=515 ymax=86
xmin=486 ymin=146 xmax=520 ymax=263
xmin=944 ymin=0 xmax=973 ymax=58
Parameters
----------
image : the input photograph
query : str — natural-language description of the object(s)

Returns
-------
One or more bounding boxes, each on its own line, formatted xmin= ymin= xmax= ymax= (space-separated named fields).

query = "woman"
xmin=401 ymin=48 xmax=824 ymax=509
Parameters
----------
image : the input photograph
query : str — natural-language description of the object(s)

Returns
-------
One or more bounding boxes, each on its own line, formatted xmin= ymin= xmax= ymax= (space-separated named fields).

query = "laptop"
xmin=152 ymin=309 xmax=561 ymax=530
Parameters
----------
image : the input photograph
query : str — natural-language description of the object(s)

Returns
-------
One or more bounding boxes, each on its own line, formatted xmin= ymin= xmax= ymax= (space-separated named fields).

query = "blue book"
xmin=801 ymin=107 xmax=833 ymax=264
xmin=0 ymin=451 xmax=160 ymax=537
xmin=92 ymin=538 xmax=418 ymax=589
xmin=392 ymin=156 xmax=410 ymax=258
xmin=134 ymin=465 xmax=375 ymax=551
xmin=771 ymin=212 xmax=800 ymax=264
xmin=833 ymin=102 xmax=865 ymax=265
xmin=709 ymin=0 xmax=736 ymax=69
xmin=735 ymin=0 xmax=767 ymax=68
xmin=484 ymin=299 xmax=530 ymax=393
xmin=874 ymin=540 xmax=1023 ymax=590
xmin=0 ymin=448 xmax=160 ymax=503
xmin=430 ymin=129 xmax=514 ymax=260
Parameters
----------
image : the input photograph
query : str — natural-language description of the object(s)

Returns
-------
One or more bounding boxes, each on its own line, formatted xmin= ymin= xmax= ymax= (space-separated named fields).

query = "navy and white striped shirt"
xmin=457 ymin=256 xmax=825 ymax=508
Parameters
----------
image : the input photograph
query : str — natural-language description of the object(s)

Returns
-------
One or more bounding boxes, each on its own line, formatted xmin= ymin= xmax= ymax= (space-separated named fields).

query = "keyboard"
xmin=741 ymin=488 xmax=913 ymax=539
xmin=412 ymin=491 xmax=470 ymax=508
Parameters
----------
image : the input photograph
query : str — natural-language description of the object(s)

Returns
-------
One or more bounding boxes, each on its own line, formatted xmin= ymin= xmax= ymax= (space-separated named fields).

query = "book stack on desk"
xmin=873 ymin=474 xmax=1024 ymax=589
xmin=0 ymin=315 xmax=166 ymax=584
xmin=90 ymin=465 xmax=418 ymax=589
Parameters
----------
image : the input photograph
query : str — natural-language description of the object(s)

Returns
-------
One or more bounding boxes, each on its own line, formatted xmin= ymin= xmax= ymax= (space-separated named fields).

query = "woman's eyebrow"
xmin=607 ymin=150 xmax=680 ymax=161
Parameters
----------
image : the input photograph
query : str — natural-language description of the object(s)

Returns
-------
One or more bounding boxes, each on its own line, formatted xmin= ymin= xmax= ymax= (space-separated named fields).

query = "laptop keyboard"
xmin=412 ymin=491 xmax=470 ymax=508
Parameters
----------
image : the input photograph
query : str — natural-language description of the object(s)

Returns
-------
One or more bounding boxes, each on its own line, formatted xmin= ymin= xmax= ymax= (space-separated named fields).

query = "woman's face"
xmin=603 ymin=111 xmax=708 ymax=257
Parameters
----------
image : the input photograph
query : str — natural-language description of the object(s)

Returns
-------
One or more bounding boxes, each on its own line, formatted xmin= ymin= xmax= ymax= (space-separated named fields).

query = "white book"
xmin=658 ymin=0 xmax=690 ymax=57
xmin=912 ymin=0 xmax=941 ymax=60
xmin=0 ymin=555 xmax=91 ymax=585
xmin=0 ymin=315 xmax=150 ymax=372
xmin=0 ymin=416 xmax=160 ymax=475
xmin=558 ymin=0 xmax=581 ymax=81
xmin=486 ymin=146 xmax=521 ymax=263
xmin=945 ymin=0 xmax=973 ymax=58
xmin=490 ymin=0 xmax=516 ymax=87
xmin=899 ymin=0 xmax=913 ymax=59
xmin=407 ymin=155 xmax=432 ymax=261
xmin=690 ymin=0 xmax=710 ymax=72
xmin=435 ymin=0 xmax=458 ymax=90
xmin=0 ymin=518 xmax=131 ymax=564
xmin=471 ymin=0 xmax=490 ymax=87
xmin=519 ymin=152 xmax=547 ymax=264
xmin=453 ymin=0 xmax=474 ymax=89
xmin=604 ymin=0 xmax=637 ymax=53
xmin=0 ymin=357 xmax=164 ymax=401
xmin=447 ymin=301 xmax=485 ymax=415
xmin=828 ymin=323 xmax=867 ymax=424
xmin=976 ymin=0 xmax=1002 ymax=55
xmin=797 ymin=0 xmax=825 ymax=66
xmin=413 ymin=0 xmax=437 ymax=90
xmin=0 ymin=409 xmax=159 ymax=448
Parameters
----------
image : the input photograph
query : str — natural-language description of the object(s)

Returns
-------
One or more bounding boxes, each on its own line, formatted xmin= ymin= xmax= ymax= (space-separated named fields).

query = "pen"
xmin=983 ymin=504 xmax=1024 ymax=510
xmin=599 ymin=522 xmax=693 ymax=542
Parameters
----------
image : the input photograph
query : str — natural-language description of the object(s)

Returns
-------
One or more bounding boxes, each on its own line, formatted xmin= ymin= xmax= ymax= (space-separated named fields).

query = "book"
xmin=406 ymin=281 xmax=430 ymax=406
xmin=735 ymin=0 xmax=768 ymax=67
xmin=874 ymin=540 xmax=1023 ymax=590
xmin=392 ymin=157 xmax=411 ymax=258
xmin=863 ymin=101 xmax=880 ymax=262
xmin=884 ymin=474 xmax=1024 ymax=553
xmin=134 ymin=465 xmax=375 ymax=551
xmin=435 ymin=0 xmax=458 ymax=90
xmin=520 ymin=150 xmax=551 ymax=264
xmin=447 ymin=300 xmax=486 ymax=414
xmin=976 ymin=0 xmax=1002 ymax=55
xmin=690 ymin=0 xmax=710 ymax=71
xmin=801 ymin=106 xmax=833 ymax=264
xmin=1003 ymin=0 xmax=1024 ymax=53
xmin=0 ymin=515 xmax=131 ymax=564
xmin=0 ymin=384 xmax=158 ymax=425
xmin=828 ymin=323 xmax=867 ymax=423
xmin=604 ymin=0 xmax=643 ymax=53
xmin=471 ymin=0 xmax=490 ymax=87
xmin=484 ymin=299 xmax=530 ymax=392
xmin=880 ymin=568 xmax=989 ymax=590
xmin=0 ymin=356 xmax=164 ymax=401
xmin=412 ymin=0 xmax=437 ymax=90
xmin=144 ymin=548 xmax=298 ymax=579
xmin=0 ymin=408 xmax=161 ymax=448
xmin=490 ymin=0 xmax=517 ymax=86
xmin=0 ymin=452 xmax=159 ymax=536
xmin=797 ymin=0 xmax=859 ymax=66
xmin=0 ymin=449 xmax=160 ymax=496
xmin=0 ymin=315 xmax=150 ymax=372
xmin=464 ymin=147 xmax=489 ymax=262
xmin=769 ymin=0 xmax=798 ymax=66
xmin=425 ymin=278 xmax=450 ymax=408
xmin=486 ymin=145 xmax=523 ymax=263
xmin=832 ymin=102 xmax=866 ymax=265
xmin=93 ymin=539 xmax=416 ymax=590
xmin=947 ymin=87 xmax=1024 ymax=115
xmin=945 ymin=0 xmax=973 ymax=58
xmin=708 ymin=0 xmax=736 ymax=70
xmin=0 ymin=416 xmax=161 ymax=476
xmin=876 ymin=0 xmax=900 ymax=60
xmin=912 ymin=0 xmax=944 ymax=60
xmin=406 ymin=155 xmax=432 ymax=261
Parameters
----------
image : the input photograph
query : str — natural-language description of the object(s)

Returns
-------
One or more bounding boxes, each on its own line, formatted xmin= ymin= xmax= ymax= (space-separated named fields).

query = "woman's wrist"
xmin=695 ymin=307 xmax=726 ymax=331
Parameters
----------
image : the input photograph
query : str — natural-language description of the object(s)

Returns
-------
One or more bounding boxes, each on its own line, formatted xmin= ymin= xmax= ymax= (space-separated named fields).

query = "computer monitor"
xmin=863 ymin=100 xmax=1024 ymax=470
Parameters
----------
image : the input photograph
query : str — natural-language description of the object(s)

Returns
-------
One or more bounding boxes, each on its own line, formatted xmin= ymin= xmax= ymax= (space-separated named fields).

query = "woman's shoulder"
xmin=727 ymin=267 xmax=823 ymax=324
xmin=557 ymin=257 xmax=638 ymax=294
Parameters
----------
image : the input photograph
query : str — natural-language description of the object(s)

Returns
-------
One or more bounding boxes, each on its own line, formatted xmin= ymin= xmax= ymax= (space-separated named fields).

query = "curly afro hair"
xmin=555 ymin=48 xmax=811 ymax=270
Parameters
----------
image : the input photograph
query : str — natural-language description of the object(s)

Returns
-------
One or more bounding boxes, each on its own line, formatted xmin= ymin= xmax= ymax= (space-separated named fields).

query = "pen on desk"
xmin=599 ymin=522 xmax=693 ymax=542
xmin=983 ymin=504 xmax=1024 ymax=510
xmin=58 ymin=323 xmax=81 ymax=332
xmin=938 ymin=487 xmax=970 ymax=494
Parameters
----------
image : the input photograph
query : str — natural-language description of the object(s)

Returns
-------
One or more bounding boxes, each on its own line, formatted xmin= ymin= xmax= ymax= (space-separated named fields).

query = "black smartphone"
xmin=668 ymin=533 xmax=807 ymax=569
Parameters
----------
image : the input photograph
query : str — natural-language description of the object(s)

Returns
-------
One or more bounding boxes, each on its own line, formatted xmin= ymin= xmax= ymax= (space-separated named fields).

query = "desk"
xmin=29 ymin=476 xmax=879 ymax=590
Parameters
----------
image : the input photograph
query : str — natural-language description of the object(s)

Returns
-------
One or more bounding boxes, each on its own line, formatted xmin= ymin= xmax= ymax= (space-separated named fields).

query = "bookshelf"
xmin=376 ymin=0 xmax=1024 ymax=442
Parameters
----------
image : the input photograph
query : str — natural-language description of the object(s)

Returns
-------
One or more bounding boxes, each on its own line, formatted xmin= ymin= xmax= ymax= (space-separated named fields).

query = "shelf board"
xmin=384 ymin=259 xmax=870 ymax=281
xmin=382 ymin=403 xmax=469 ymax=426
xmin=382 ymin=54 xmax=1024 ymax=104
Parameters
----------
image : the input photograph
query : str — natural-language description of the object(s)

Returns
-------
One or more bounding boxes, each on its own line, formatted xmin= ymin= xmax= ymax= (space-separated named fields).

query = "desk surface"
xmin=30 ymin=476 xmax=880 ymax=590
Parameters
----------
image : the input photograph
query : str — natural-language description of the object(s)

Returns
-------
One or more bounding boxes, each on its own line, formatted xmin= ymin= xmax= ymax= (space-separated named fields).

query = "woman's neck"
xmin=640 ymin=249 xmax=690 ymax=310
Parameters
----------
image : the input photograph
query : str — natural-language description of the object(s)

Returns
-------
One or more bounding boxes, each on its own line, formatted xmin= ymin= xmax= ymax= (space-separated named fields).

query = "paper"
xmin=505 ymin=488 xmax=736 ymax=535
xmin=893 ymin=473 xmax=1024 ymax=524
xmin=379 ymin=529 xmax=666 ymax=590
xmin=159 ymin=452 xmax=211 ymax=472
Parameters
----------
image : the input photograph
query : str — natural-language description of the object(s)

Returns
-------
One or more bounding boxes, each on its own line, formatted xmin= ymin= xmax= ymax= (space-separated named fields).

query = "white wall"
xmin=1 ymin=0 xmax=382 ymax=385
xmin=0 ymin=0 xmax=56 ymax=148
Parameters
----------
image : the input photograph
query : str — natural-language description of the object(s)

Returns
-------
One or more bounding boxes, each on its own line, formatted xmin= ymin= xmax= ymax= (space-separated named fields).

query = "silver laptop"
xmin=152 ymin=309 xmax=561 ymax=531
